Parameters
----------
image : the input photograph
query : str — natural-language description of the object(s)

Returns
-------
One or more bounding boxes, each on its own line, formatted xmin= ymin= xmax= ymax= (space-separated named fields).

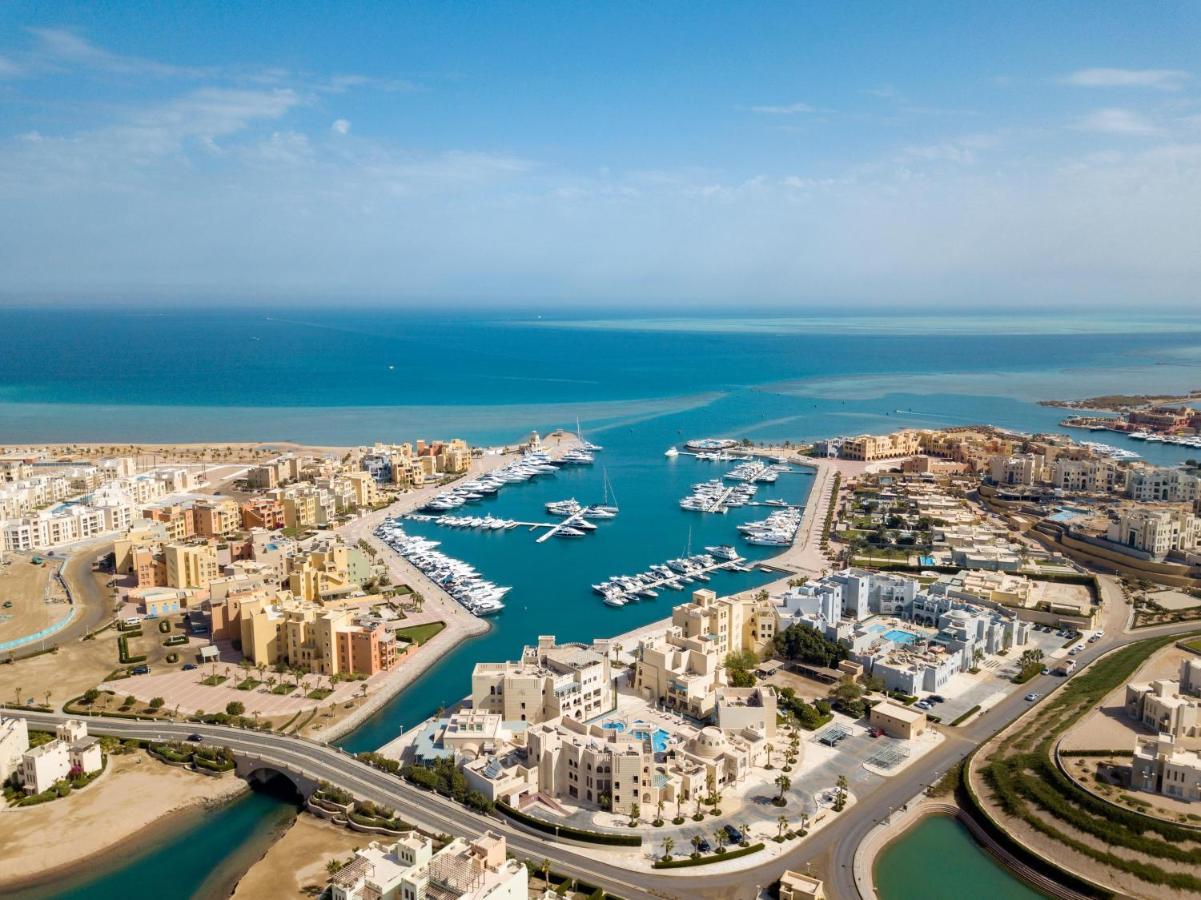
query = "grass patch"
xmin=393 ymin=621 xmax=445 ymax=646
xmin=307 ymin=688 xmax=333 ymax=700
xmin=201 ymin=674 xmax=228 ymax=687
xmin=236 ymin=678 xmax=261 ymax=691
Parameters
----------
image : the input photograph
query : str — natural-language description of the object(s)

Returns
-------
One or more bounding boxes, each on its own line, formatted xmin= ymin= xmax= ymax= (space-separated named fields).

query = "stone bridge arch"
xmin=234 ymin=752 xmax=321 ymax=800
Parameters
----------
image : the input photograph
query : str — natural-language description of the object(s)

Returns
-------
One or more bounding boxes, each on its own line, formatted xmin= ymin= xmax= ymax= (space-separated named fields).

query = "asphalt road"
xmin=13 ymin=580 xmax=1193 ymax=900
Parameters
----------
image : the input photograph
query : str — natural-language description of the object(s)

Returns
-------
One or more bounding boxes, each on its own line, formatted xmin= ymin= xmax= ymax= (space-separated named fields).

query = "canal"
xmin=875 ymin=815 xmax=1048 ymax=900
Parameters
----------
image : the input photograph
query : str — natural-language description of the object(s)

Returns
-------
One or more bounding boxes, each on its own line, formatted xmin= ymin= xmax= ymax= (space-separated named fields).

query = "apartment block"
xmin=20 ymin=720 xmax=102 ymax=795
xmin=240 ymin=497 xmax=287 ymax=531
xmin=330 ymin=831 xmax=525 ymax=900
xmin=471 ymin=635 xmax=612 ymax=724
xmin=0 ymin=715 xmax=29 ymax=784
xmin=839 ymin=430 xmax=922 ymax=461
xmin=1106 ymin=507 xmax=1200 ymax=558
xmin=164 ymin=542 xmax=220 ymax=590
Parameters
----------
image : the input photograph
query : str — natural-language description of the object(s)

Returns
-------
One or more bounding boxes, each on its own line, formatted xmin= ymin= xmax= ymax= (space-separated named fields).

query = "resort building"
xmin=633 ymin=628 xmax=724 ymax=719
xmin=1106 ymin=507 xmax=1200 ymax=558
xmin=1127 ymin=467 xmax=1201 ymax=504
xmin=988 ymin=453 xmax=1044 ymax=487
xmin=286 ymin=540 xmax=353 ymax=602
xmin=0 ymin=715 xmax=30 ymax=784
xmin=1051 ymin=457 xmax=1128 ymax=494
xmin=164 ymin=542 xmax=220 ymax=590
xmin=330 ymin=831 xmax=525 ymax=900
xmin=471 ymin=636 xmax=613 ymax=724
xmin=839 ymin=430 xmax=922 ymax=462
xmin=1132 ymin=733 xmax=1201 ymax=802
xmin=20 ymin=720 xmax=102 ymax=794
xmin=240 ymin=497 xmax=287 ymax=530
xmin=671 ymin=588 xmax=776 ymax=658
xmin=1125 ymin=660 xmax=1201 ymax=738
xmin=714 ymin=685 xmax=778 ymax=737
xmin=239 ymin=595 xmax=400 ymax=677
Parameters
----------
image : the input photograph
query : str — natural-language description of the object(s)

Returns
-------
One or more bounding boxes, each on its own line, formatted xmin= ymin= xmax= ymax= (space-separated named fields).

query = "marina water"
xmin=4 ymin=309 xmax=1201 ymax=898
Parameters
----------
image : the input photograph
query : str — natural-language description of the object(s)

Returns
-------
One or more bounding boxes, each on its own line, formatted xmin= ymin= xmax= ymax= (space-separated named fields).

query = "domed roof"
xmin=689 ymin=726 xmax=727 ymax=758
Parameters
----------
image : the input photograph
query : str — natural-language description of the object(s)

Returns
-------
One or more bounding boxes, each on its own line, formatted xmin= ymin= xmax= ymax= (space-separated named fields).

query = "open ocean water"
xmin=3 ymin=307 xmax=1201 ymax=897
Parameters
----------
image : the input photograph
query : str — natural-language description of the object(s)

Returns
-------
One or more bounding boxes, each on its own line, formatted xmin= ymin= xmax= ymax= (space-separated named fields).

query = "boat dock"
xmin=536 ymin=508 xmax=589 ymax=542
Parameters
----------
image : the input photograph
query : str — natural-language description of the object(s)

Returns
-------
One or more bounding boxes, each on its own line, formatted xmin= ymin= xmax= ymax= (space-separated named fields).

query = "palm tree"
xmin=13 ymin=686 xmax=20 ymax=707
xmin=539 ymin=858 xmax=551 ymax=887
xmin=713 ymin=828 xmax=728 ymax=852
xmin=764 ymin=743 xmax=774 ymax=769
xmin=739 ymin=821 xmax=752 ymax=844
xmin=44 ymin=690 xmax=52 ymax=710
xmin=656 ymin=798 xmax=664 ymax=823
xmin=775 ymin=773 xmax=791 ymax=804
xmin=799 ymin=811 xmax=810 ymax=833
xmin=777 ymin=814 xmax=788 ymax=839
xmin=690 ymin=835 xmax=703 ymax=857
xmin=662 ymin=836 xmax=675 ymax=861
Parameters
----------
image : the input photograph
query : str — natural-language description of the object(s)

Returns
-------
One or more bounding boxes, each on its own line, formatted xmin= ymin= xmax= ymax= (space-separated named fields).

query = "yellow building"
xmin=193 ymin=498 xmax=241 ymax=538
xmin=287 ymin=542 xmax=351 ymax=602
xmin=164 ymin=543 xmax=219 ymax=590
xmin=840 ymin=430 xmax=922 ymax=462
xmin=112 ymin=524 xmax=164 ymax=575
xmin=670 ymin=589 xmax=774 ymax=658
xmin=345 ymin=471 xmax=379 ymax=508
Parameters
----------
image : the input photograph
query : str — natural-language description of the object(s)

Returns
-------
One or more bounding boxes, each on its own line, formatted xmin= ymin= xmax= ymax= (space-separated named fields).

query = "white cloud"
xmin=1063 ymin=68 xmax=1190 ymax=91
xmin=26 ymin=27 xmax=211 ymax=78
xmin=1076 ymin=107 xmax=1162 ymax=136
xmin=331 ymin=118 xmax=351 ymax=135
xmin=747 ymin=101 xmax=815 ymax=115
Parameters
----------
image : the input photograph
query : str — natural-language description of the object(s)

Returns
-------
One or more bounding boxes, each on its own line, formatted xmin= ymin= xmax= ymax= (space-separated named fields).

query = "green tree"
xmin=774 ymin=773 xmax=791 ymax=805
xmin=226 ymin=701 xmax=245 ymax=716
xmin=148 ymin=697 xmax=164 ymax=709
xmin=662 ymin=836 xmax=674 ymax=861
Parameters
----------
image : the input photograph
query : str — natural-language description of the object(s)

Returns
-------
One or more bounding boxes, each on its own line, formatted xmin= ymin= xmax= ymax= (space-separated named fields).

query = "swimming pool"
xmin=883 ymin=629 xmax=919 ymax=644
xmin=601 ymin=720 xmax=625 ymax=732
xmin=632 ymin=727 xmax=670 ymax=753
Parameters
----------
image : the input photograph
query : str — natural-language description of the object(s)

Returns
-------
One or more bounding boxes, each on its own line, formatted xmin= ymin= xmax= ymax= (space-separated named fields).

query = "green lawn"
xmin=393 ymin=621 xmax=446 ymax=646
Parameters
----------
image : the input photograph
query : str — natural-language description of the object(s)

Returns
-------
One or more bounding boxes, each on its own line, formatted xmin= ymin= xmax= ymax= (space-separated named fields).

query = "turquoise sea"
xmin=3 ymin=308 xmax=1201 ymax=898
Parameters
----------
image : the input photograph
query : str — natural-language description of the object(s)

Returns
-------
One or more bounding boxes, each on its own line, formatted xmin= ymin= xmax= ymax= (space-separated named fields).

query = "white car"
xmin=1025 ymin=692 xmax=1041 ymax=702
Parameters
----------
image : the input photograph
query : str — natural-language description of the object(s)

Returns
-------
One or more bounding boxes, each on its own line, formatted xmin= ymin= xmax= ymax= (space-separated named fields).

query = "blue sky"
xmin=1 ymin=1 xmax=1199 ymax=308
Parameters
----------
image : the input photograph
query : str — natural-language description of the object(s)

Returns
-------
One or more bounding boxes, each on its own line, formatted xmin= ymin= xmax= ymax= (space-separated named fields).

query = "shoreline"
xmin=0 ymin=754 xmax=250 ymax=894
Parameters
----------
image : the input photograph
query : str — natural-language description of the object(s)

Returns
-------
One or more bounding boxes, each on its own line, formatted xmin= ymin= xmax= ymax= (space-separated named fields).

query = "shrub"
xmin=225 ymin=701 xmax=245 ymax=716
xmin=496 ymin=801 xmax=640 ymax=846
xmin=652 ymin=843 xmax=764 ymax=868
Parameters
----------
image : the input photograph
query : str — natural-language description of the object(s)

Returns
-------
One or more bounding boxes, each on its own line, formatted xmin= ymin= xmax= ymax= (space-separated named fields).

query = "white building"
xmin=1106 ymin=507 xmax=1200 ymax=558
xmin=21 ymin=719 xmax=102 ymax=794
xmin=1127 ymin=468 xmax=1201 ymax=503
xmin=0 ymin=715 xmax=30 ymax=784
xmin=330 ymin=831 xmax=526 ymax=900
xmin=1051 ymin=457 xmax=1127 ymax=493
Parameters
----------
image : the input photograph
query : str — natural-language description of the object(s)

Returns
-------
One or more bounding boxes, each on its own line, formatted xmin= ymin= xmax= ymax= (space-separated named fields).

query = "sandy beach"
xmin=230 ymin=813 xmax=367 ymax=900
xmin=0 ymin=751 xmax=248 ymax=891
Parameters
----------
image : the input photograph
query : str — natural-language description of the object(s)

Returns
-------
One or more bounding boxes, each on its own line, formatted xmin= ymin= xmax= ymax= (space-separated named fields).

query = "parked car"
xmin=696 ymin=837 xmax=711 ymax=853
xmin=182 ymin=663 xmax=197 ymax=670
xmin=915 ymin=701 xmax=931 ymax=710
xmin=724 ymin=825 xmax=744 ymax=843
xmin=131 ymin=665 xmax=150 ymax=675
xmin=928 ymin=695 xmax=945 ymax=703
xmin=1041 ymin=666 xmax=1050 ymax=675
xmin=1025 ymin=692 xmax=1041 ymax=702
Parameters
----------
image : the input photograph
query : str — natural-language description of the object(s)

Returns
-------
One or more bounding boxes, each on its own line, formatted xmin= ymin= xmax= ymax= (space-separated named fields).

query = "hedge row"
xmin=496 ymin=801 xmax=641 ymax=846
xmin=653 ymin=842 xmax=764 ymax=868
xmin=118 ymin=634 xmax=147 ymax=664
xmin=950 ymin=705 xmax=981 ymax=726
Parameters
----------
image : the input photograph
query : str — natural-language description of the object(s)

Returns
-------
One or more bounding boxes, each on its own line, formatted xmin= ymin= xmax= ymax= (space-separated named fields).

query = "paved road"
xmin=14 ymin=579 xmax=1191 ymax=900
xmin=825 ymin=587 xmax=1197 ymax=900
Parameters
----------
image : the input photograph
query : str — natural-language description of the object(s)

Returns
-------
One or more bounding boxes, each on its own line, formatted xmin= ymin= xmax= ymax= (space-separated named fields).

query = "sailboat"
xmin=588 ymin=468 xmax=619 ymax=516
xmin=576 ymin=416 xmax=603 ymax=452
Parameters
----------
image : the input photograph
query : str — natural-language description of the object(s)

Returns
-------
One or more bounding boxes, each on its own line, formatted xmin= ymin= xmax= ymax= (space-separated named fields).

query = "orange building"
xmin=335 ymin=623 xmax=400 ymax=676
xmin=143 ymin=504 xmax=195 ymax=541
xmin=132 ymin=546 xmax=167 ymax=587
xmin=240 ymin=497 xmax=286 ymax=531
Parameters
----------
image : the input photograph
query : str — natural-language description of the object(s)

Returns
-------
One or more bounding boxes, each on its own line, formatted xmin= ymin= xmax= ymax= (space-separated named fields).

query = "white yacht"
xmin=664 ymin=446 xmax=679 ymax=458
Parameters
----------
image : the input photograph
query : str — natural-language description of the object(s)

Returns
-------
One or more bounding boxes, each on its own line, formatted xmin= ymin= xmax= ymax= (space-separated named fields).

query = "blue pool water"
xmin=601 ymin=720 xmax=625 ymax=732
xmin=884 ymin=629 xmax=920 ymax=644
xmin=632 ymin=728 xmax=671 ymax=753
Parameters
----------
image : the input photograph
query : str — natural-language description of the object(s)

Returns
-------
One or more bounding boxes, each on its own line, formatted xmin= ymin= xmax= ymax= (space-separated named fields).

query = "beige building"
xmin=634 ymin=628 xmax=724 ymax=719
xmin=840 ymin=430 xmax=922 ymax=462
xmin=471 ymin=636 xmax=613 ymax=724
xmin=869 ymin=699 xmax=928 ymax=740
xmin=671 ymin=588 xmax=775 ymax=659
xmin=21 ymin=720 xmax=102 ymax=794
xmin=330 ymin=831 xmax=525 ymax=900
xmin=1126 ymin=660 xmax=1201 ymax=738
xmin=164 ymin=542 xmax=220 ymax=590
xmin=1106 ymin=507 xmax=1200 ymax=558
xmin=192 ymin=498 xmax=240 ymax=538
xmin=1133 ymin=733 xmax=1201 ymax=802
xmin=344 ymin=471 xmax=379 ymax=509
xmin=780 ymin=871 xmax=826 ymax=900
xmin=287 ymin=541 xmax=352 ymax=602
